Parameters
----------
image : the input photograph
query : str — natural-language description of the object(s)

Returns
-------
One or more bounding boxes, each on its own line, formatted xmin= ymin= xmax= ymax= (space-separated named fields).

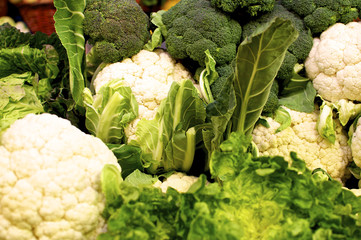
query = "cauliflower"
xmin=93 ymin=49 xmax=195 ymax=142
xmin=153 ymin=172 xmax=199 ymax=193
xmin=252 ymin=107 xmax=352 ymax=182
xmin=305 ymin=22 xmax=361 ymax=102
xmin=0 ymin=113 xmax=121 ymax=240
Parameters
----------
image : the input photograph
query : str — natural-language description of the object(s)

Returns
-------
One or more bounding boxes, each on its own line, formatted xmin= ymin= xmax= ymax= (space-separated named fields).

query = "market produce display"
xmin=2 ymin=0 xmax=361 ymax=239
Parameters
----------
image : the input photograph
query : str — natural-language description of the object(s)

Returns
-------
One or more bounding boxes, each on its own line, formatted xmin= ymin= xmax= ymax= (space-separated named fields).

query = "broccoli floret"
xmin=83 ymin=0 xmax=151 ymax=63
xmin=262 ymin=80 xmax=279 ymax=114
xmin=280 ymin=0 xmax=361 ymax=35
xmin=210 ymin=0 xmax=275 ymax=16
xmin=161 ymin=0 xmax=242 ymax=67
xmin=242 ymin=4 xmax=313 ymax=83
xmin=303 ymin=7 xmax=338 ymax=34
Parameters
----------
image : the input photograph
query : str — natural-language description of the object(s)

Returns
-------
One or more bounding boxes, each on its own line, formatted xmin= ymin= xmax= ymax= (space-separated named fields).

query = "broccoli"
xmin=280 ymin=0 xmax=361 ymax=35
xmin=161 ymin=0 xmax=242 ymax=67
xmin=242 ymin=4 xmax=313 ymax=84
xmin=83 ymin=0 xmax=151 ymax=63
xmin=210 ymin=0 xmax=275 ymax=17
xmin=262 ymin=80 xmax=280 ymax=115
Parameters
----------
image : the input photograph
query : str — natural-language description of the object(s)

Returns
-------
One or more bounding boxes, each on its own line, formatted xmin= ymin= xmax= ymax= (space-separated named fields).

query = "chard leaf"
xmin=231 ymin=17 xmax=298 ymax=135
xmin=135 ymin=80 xmax=206 ymax=174
xmin=53 ymin=0 xmax=86 ymax=106
xmin=83 ymin=79 xmax=138 ymax=144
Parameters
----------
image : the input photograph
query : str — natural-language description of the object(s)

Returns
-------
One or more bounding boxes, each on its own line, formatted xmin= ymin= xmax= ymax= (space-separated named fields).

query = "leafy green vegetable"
xmin=134 ymin=79 xmax=206 ymax=174
xmin=199 ymin=49 xmax=218 ymax=104
xmin=100 ymin=164 xmax=123 ymax=218
xmin=53 ymin=0 xmax=86 ymax=106
xmin=100 ymin=131 xmax=361 ymax=239
xmin=107 ymin=144 xmax=144 ymax=179
xmin=278 ymin=69 xmax=317 ymax=113
xmin=124 ymin=169 xmax=159 ymax=186
xmin=230 ymin=17 xmax=299 ymax=135
xmin=83 ymin=79 xmax=138 ymax=144
xmin=0 ymin=45 xmax=59 ymax=81
xmin=317 ymin=102 xmax=336 ymax=143
xmin=273 ymin=106 xmax=291 ymax=133
xmin=0 ymin=73 xmax=44 ymax=131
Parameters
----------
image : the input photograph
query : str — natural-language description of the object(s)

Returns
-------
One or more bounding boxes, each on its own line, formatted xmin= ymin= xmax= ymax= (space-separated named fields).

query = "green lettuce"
xmin=0 ymin=72 xmax=44 ymax=131
xmin=99 ymin=131 xmax=361 ymax=240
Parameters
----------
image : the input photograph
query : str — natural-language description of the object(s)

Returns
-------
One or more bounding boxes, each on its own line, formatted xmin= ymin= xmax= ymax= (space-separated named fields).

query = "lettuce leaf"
xmin=100 ymin=131 xmax=361 ymax=240
xmin=0 ymin=72 xmax=44 ymax=131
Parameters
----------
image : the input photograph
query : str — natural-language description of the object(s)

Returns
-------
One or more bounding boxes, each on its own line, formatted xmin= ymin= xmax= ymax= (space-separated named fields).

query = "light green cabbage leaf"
xmin=134 ymin=79 xmax=206 ymax=174
xmin=83 ymin=79 xmax=138 ymax=144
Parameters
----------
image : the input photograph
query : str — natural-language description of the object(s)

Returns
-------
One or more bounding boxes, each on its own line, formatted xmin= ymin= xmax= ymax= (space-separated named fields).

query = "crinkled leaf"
xmin=0 ymin=72 xmax=44 ymax=131
xmin=0 ymin=45 xmax=59 ymax=80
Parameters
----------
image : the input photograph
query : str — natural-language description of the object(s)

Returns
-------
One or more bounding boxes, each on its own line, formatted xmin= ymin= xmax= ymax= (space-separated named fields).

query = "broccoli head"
xmin=242 ymin=4 xmax=313 ymax=84
xmin=83 ymin=0 xmax=151 ymax=63
xmin=210 ymin=0 xmax=275 ymax=16
xmin=161 ymin=0 xmax=242 ymax=67
xmin=280 ymin=0 xmax=361 ymax=35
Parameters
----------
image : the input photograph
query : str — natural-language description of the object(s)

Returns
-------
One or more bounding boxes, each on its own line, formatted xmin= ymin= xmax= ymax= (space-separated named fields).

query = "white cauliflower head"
xmin=153 ymin=172 xmax=199 ymax=193
xmin=93 ymin=49 xmax=194 ymax=142
xmin=252 ymin=107 xmax=352 ymax=182
xmin=0 ymin=113 xmax=120 ymax=240
xmin=305 ymin=22 xmax=361 ymax=102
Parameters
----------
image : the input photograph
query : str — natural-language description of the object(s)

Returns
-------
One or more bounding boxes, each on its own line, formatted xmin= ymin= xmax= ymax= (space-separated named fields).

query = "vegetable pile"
xmin=2 ymin=0 xmax=361 ymax=239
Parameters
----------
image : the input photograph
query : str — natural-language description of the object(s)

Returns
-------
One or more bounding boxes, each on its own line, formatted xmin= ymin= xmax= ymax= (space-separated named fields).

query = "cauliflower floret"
xmin=0 ymin=113 xmax=121 ymax=240
xmin=305 ymin=22 xmax=361 ymax=102
xmin=252 ymin=107 xmax=352 ymax=182
xmin=153 ymin=172 xmax=199 ymax=193
xmin=93 ymin=49 xmax=194 ymax=142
